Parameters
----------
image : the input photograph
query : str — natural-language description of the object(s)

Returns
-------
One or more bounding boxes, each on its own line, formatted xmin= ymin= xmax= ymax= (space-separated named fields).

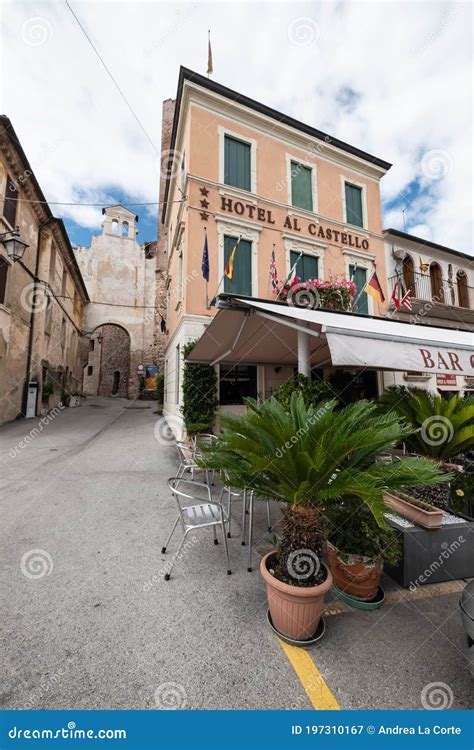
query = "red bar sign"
xmin=436 ymin=374 xmax=457 ymax=386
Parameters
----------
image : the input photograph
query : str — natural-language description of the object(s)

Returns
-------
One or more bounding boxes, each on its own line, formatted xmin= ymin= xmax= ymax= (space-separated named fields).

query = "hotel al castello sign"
xmin=219 ymin=196 xmax=371 ymax=250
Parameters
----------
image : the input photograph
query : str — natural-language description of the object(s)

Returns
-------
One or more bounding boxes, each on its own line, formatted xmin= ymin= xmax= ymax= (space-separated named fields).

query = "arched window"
xmin=122 ymin=221 xmax=129 ymax=238
xmin=402 ymin=255 xmax=415 ymax=296
xmin=112 ymin=370 xmax=120 ymax=395
xmin=457 ymin=271 xmax=470 ymax=308
xmin=111 ymin=219 xmax=119 ymax=235
xmin=430 ymin=262 xmax=444 ymax=301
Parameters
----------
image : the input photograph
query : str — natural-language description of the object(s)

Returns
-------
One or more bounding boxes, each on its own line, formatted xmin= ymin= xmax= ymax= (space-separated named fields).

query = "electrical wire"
xmin=64 ymin=0 xmax=159 ymax=156
xmin=0 ymin=194 xmax=184 ymax=207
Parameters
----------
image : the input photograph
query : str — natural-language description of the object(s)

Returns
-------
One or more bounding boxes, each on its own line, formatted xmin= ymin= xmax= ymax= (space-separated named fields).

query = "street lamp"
xmin=0 ymin=226 xmax=29 ymax=262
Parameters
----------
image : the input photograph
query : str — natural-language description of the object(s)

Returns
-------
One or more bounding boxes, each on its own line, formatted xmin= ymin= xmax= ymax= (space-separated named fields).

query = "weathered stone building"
xmin=74 ymin=205 xmax=158 ymax=399
xmin=0 ymin=116 xmax=89 ymax=426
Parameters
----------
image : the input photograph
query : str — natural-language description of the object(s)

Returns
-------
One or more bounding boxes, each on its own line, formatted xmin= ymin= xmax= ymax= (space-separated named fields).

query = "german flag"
xmin=365 ymin=271 xmax=385 ymax=304
xmin=225 ymin=238 xmax=240 ymax=280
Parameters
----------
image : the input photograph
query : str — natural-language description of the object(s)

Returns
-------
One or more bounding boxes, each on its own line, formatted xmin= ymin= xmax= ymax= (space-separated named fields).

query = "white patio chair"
xmin=162 ymin=478 xmax=231 ymax=580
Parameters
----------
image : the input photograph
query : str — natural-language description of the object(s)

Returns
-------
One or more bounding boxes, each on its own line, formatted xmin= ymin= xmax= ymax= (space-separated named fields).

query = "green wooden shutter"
xmin=350 ymin=264 xmax=368 ymax=314
xmin=224 ymin=237 xmax=252 ymax=296
xmin=224 ymin=136 xmax=251 ymax=191
xmin=290 ymin=251 xmax=318 ymax=282
xmin=345 ymin=183 xmax=363 ymax=227
xmin=291 ymin=161 xmax=313 ymax=211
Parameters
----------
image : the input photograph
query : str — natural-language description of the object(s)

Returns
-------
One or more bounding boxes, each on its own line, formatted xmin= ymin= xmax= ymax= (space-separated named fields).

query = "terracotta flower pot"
xmin=385 ymin=492 xmax=444 ymax=529
xmin=260 ymin=551 xmax=332 ymax=641
xmin=327 ymin=543 xmax=383 ymax=601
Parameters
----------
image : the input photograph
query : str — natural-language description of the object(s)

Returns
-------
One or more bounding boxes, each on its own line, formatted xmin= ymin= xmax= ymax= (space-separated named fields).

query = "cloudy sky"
xmin=2 ymin=0 xmax=472 ymax=253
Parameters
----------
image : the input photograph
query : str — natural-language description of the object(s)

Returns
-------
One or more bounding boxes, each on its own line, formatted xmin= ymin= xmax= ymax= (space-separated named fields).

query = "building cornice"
xmin=162 ymin=67 xmax=392 ymax=224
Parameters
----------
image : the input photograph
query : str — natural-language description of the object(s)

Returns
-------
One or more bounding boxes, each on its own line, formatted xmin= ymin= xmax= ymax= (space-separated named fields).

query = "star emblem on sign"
xmin=200 ymin=199 xmax=209 ymax=209
xmin=200 ymin=211 xmax=209 ymax=221
xmin=199 ymin=187 xmax=209 ymax=197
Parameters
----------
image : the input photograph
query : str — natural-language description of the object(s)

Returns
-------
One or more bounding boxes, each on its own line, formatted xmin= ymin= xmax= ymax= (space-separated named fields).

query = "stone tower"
xmin=74 ymin=206 xmax=157 ymax=399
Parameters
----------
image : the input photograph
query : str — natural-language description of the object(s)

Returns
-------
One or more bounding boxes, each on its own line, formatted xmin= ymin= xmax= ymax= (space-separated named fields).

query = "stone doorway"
xmin=83 ymin=324 xmax=130 ymax=398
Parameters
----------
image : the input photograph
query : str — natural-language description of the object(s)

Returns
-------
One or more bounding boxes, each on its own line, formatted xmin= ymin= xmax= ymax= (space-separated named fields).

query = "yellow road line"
xmin=324 ymin=579 xmax=465 ymax=617
xmin=277 ymin=637 xmax=340 ymax=710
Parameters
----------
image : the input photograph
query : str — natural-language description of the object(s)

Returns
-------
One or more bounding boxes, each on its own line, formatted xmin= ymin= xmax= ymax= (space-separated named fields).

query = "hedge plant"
xmin=181 ymin=340 xmax=218 ymax=435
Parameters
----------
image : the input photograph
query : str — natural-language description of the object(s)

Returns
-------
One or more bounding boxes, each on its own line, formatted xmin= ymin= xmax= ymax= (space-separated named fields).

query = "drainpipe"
xmin=21 ymin=216 xmax=55 ymax=416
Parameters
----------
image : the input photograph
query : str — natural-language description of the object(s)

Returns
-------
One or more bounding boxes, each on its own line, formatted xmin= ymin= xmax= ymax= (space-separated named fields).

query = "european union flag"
xmin=201 ymin=233 xmax=210 ymax=282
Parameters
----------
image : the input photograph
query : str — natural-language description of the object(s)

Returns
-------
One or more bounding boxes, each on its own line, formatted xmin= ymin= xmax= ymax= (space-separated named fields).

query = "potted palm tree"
xmin=199 ymin=394 xmax=447 ymax=642
xmin=379 ymin=388 xmax=473 ymax=523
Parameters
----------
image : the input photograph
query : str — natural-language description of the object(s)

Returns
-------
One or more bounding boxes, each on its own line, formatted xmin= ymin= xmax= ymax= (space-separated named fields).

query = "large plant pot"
xmin=260 ymin=551 xmax=332 ymax=641
xmin=327 ymin=543 xmax=383 ymax=601
xmin=385 ymin=492 xmax=444 ymax=529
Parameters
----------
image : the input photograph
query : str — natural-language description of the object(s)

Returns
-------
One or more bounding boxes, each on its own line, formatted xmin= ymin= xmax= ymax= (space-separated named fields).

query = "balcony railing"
xmin=388 ymin=271 xmax=472 ymax=310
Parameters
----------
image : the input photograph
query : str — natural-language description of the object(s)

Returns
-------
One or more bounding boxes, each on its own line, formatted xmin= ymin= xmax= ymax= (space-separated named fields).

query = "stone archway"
xmin=84 ymin=324 xmax=131 ymax=398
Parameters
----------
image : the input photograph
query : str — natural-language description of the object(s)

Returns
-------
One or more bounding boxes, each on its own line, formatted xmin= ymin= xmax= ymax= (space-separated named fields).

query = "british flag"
xmin=270 ymin=248 xmax=278 ymax=290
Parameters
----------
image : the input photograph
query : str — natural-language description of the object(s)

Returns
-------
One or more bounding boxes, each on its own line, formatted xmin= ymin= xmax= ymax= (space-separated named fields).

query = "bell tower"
xmin=101 ymin=205 xmax=139 ymax=241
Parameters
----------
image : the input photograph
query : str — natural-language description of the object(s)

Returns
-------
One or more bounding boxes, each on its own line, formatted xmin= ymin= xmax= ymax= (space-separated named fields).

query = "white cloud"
xmin=2 ymin=0 xmax=472 ymax=253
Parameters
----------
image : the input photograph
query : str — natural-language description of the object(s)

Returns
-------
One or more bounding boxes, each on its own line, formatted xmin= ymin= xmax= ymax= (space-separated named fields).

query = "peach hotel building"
xmin=157 ymin=68 xmax=471 ymax=434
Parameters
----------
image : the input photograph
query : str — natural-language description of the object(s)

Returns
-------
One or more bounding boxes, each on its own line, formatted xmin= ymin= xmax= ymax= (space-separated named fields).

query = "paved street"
xmin=0 ymin=399 xmax=472 ymax=710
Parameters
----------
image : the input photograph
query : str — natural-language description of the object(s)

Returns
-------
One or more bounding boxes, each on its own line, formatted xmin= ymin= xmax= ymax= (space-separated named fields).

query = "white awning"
xmin=186 ymin=296 xmax=474 ymax=376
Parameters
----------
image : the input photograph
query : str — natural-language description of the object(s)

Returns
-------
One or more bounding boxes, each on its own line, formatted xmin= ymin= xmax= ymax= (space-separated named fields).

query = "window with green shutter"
xmin=345 ymin=183 xmax=364 ymax=228
xmin=224 ymin=236 xmax=252 ymax=296
xmin=224 ymin=135 xmax=251 ymax=191
xmin=291 ymin=161 xmax=313 ymax=211
xmin=290 ymin=251 xmax=318 ymax=282
xmin=350 ymin=264 xmax=368 ymax=314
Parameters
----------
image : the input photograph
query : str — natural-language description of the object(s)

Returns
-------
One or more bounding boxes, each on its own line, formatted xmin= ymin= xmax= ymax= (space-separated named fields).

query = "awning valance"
xmin=186 ymin=295 xmax=474 ymax=377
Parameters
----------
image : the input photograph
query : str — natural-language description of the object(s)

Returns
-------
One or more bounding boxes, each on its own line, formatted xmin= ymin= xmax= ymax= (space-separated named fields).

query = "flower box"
xmin=384 ymin=492 xmax=444 ymax=529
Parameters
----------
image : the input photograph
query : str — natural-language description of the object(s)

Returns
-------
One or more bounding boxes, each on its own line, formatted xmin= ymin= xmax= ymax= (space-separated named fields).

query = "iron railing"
xmin=388 ymin=271 xmax=472 ymax=309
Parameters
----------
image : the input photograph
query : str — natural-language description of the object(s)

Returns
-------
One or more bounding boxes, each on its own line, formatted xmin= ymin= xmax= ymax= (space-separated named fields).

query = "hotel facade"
xmin=157 ymin=68 xmax=472 ymax=435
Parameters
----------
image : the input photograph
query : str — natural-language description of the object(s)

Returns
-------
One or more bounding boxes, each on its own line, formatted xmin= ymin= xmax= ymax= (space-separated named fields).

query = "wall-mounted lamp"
xmin=0 ymin=225 xmax=29 ymax=262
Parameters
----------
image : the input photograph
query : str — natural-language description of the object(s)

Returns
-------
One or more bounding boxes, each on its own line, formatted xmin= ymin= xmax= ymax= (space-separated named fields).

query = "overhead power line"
xmin=64 ymin=0 xmax=159 ymax=156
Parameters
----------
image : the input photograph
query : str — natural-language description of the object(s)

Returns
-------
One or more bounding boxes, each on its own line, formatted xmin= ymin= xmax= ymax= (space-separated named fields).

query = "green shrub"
xmin=273 ymin=373 xmax=337 ymax=413
xmin=155 ymin=373 xmax=165 ymax=404
xmin=181 ymin=341 xmax=218 ymax=435
xmin=42 ymin=380 xmax=54 ymax=401
xmin=326 ymin=497 xmax=401 ymax=566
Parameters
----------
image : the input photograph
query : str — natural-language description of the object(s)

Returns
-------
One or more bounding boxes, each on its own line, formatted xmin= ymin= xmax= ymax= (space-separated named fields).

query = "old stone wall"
xmin=152 ymin=98 xmax=176 ymax=377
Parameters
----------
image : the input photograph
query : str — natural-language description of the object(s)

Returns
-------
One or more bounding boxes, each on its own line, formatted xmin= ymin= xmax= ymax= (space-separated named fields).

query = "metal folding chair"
xmin=162 ymin=478 xmax=231 ymax=580
xmin=175 ymin=441 xmax=210 ymax=484
xmin=218 ymin=482 xmax=272 ymax=571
